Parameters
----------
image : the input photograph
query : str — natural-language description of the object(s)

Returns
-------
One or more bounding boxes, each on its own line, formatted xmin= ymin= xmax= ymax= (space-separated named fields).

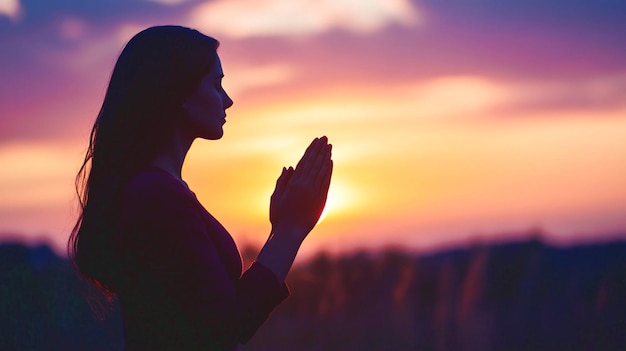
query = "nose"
xmin=222 ymin=90 xmax=233 ymax=110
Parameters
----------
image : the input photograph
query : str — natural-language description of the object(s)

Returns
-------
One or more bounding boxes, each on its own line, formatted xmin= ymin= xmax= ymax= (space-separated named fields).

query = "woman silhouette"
xmin=68 ymin=25 xmax=332 ymax=350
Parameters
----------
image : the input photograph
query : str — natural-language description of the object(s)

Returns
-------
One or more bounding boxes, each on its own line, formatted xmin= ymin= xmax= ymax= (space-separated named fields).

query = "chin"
xmin=202 ymin=129 xmax=224 ymax=140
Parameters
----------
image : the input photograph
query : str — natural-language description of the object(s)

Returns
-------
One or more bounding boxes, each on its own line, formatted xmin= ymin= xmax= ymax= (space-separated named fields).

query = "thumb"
xmin=275 ymin=166 xmax=293 ymax=194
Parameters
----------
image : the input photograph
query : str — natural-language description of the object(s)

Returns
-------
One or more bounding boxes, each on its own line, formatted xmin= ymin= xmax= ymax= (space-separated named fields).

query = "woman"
xmin=68 ymin=25 xmax=333 ymax=350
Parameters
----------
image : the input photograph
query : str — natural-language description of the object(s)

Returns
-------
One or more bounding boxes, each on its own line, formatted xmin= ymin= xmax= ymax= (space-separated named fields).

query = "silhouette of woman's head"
xmin=98 ymin=25 xmax=220 ymax=170
xmin=69 ymin=26 xmax=220 ymax=300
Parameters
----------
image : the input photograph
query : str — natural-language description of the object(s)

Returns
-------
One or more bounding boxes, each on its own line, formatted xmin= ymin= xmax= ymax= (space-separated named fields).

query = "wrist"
xmin=270 ymin=223 xmax=309 ymax=243
xmin=256 ymin=234 xmax=303 ymax=282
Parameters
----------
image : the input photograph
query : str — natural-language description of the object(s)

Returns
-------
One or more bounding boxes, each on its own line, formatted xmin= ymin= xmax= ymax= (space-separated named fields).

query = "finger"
xmin=277 ymin=166 xmax=295 ymax=189
xmin=315 ymin=155 xmax=333 ymax=191
xmin=300 ymin=137 xmax=325 ymax=167
xmin=321 ymin=159 xmax=333 ymax=192
xmin=272 ymin=167 xmax=287 ymax=200
xmin=312 ymin=143 xmax=332 ymax=178
xmin=306 ymin=143 xmax=330 ymax=183
xmin=284 ymin=167 xmax=294 ymax=183
xmin=295 ymin=137 xmax=327 ymax=179
xmin=295 ymin=137 xmax=320 ymax=171
xmin=275 ymin=166 xmax=287 ymax=189
xmin=294 ymin=143 xmax=317 ymax=177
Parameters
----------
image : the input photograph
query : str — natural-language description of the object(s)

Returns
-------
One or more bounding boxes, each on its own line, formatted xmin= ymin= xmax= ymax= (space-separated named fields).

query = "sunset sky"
xmin=1 ymin=0 xmax=625 ymax=260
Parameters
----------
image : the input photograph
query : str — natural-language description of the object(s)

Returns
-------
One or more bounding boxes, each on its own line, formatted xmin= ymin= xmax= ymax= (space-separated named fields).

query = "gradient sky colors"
xmin=1 ymin=0 xmax=625 ymax=259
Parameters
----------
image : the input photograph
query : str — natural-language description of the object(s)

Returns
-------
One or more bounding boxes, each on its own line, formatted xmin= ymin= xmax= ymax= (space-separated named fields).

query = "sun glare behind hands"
xmin=317 ymin=177 xmax=354 ymax=224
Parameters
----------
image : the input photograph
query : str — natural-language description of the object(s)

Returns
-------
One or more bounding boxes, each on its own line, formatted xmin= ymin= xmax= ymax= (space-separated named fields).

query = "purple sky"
xmin=1 ymin=0 xmax=625 ymax=255
xmin=2 ymin=0 xmax=625 ymax=142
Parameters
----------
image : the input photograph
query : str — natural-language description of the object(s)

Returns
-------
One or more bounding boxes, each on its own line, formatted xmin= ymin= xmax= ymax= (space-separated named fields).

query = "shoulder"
xmin=115 ymin=170 xmax=210 ymax=265
xmin=117 ymin=169 xmax=207 ymax=242
xmin=121 ymin=169 xmax=196 ymax=210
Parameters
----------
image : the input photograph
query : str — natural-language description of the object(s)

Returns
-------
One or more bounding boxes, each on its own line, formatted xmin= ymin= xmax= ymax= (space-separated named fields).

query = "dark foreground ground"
xmin=1 ymin=234 xmax=625 ymax=350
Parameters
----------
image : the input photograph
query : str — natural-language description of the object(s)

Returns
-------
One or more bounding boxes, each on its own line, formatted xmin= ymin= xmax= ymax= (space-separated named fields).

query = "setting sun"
xmin=1 ymin=0 xmax=625 ymax=257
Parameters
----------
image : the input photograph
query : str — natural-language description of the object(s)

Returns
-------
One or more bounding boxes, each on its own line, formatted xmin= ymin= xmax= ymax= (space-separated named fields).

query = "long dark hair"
xmin=68 ymin=26 xmax=219 ymax=303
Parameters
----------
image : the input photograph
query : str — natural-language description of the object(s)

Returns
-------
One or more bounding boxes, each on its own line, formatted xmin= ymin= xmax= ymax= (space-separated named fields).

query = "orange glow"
xmin=2 ymin=72 xmax=626 ymax=256
xmin=2 ymin=11 xmax=626 ymax=257
xmin=172 ymin=73 xmax=626 ymax=257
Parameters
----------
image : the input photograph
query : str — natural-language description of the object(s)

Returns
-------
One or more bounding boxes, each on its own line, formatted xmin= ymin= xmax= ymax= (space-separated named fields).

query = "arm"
xmin=118 ymin=173 xmax=288 ymax=347
xmin=256 ymin=136 xmax=333 ymax=281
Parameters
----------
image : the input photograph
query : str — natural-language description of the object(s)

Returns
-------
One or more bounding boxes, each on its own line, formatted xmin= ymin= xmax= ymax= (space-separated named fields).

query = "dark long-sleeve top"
xmin=112 ymin=168 xmax=289 ymax=351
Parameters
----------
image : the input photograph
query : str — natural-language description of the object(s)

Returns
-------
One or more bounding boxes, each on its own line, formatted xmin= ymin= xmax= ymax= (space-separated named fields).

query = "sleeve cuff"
xmin=236 ymin=262 xmax=290 ymax=343
xmin=247 ymin=261 xmax=290 ymax=302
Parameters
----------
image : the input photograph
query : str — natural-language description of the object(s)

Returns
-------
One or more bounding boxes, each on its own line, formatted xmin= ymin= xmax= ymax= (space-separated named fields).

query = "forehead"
xmin=207 ymin=54 xmax=224 ymax=78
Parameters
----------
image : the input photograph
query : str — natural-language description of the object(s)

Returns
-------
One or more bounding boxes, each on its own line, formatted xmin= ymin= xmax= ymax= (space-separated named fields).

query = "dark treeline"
xmin=1 ymin=235 xmax=625 ymax=351
xmin=0 ymin=242 xmax=122 ymax=351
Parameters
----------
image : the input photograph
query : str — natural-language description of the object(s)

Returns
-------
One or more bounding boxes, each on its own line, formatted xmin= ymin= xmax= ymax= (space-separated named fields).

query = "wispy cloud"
xmin=144 ymin=0 xmax=190 ymax=5
xmin=224 ymin=62 xmax=296 ymax=95
xmin=187 ymin=0 xmax=421 ymax=39
xmin=0 ymin=0 xmax=21 ymax=21
xmin=56 ymin=16 xmax=88 ymax=41
xmin=405 ymin=73 xmax=626 ymax=120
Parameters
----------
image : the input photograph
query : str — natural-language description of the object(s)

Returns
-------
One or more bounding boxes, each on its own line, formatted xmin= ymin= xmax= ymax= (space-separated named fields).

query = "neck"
xmin=150 ymin=130 xmax=194 ymax=180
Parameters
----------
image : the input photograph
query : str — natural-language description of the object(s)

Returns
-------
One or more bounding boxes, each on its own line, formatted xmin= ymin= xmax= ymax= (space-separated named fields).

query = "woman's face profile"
xmin=181 ymin=54 xmax=234 ymax=140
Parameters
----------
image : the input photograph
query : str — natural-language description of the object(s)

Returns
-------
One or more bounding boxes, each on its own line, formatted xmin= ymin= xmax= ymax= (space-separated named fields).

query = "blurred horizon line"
xmin=3 ymin=227 xmax=625 ymax=264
